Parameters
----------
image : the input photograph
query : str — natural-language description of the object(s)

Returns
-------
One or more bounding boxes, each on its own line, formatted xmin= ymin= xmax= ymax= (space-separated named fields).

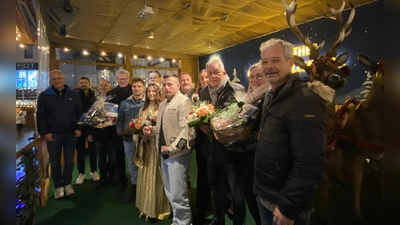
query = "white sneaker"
xmin=55 ymin=187 xmax=65 ymax=199
xmin=90 ymin=171 xmax=100 ymax=181
xmin=64 ymin=184 xmax=75 ymax=196
xmin=76 ymin=173 xmax=85 ymax=184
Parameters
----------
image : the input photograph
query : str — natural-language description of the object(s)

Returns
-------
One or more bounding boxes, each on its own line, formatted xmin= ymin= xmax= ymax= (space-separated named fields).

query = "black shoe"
xmin=193 ymin=210 xmax=206 ymax=225
xmin=208 ymin=219 xmax=225 ymax=225
xmin=124 ymin=184 xmax=137 ymax=203
xmin=95 ymin=178 xmax=107 ymax=190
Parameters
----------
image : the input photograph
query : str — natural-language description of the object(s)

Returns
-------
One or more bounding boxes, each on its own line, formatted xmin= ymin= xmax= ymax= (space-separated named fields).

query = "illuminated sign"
xmin=16 ymin=63 xmax=38 ymax=70
xmin=292 ymin=45 xmax=312 ymax=73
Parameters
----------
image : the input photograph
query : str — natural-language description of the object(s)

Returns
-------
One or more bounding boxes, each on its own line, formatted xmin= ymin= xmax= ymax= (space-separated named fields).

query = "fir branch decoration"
xmin=16 ymin=147 xmax=40 ymax=225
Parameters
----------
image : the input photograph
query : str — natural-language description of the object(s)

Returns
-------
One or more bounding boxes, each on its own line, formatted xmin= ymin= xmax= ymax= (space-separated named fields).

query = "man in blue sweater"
xmin=36 ymin=70 xmax=83 ymax=199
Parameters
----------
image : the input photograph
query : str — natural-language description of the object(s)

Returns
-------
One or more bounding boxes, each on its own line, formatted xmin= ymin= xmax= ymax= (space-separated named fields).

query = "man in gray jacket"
xmin=151 ymin=74 xmax=196 ymax=225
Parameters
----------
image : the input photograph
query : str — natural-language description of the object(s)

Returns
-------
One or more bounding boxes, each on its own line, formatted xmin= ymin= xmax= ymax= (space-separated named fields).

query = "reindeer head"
xmin=283 ymin=0 xmax=354 ymax=90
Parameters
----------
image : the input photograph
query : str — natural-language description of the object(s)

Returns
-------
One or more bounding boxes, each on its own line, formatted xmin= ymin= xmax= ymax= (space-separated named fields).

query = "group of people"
xmin=36 ymin=38 xmax=329 ymax=225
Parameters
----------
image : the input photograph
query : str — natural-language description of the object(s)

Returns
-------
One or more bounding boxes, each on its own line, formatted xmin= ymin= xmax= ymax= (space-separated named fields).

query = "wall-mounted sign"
xmin=292 ymin=45 xmax=312 ymax=73
xmin=16 ymin=63 xmax=39 ymax=70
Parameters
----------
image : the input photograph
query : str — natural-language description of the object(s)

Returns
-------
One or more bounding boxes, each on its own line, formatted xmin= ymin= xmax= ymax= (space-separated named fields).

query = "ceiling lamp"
xmin=207 ymin=41 xmax=212 ymax=48
xmin=148 ymin=30 xmax=154 ymax=39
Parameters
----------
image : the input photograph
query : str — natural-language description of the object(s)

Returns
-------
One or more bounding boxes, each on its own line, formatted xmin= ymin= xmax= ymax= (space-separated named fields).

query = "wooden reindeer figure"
xmin=336 ymin=54 xmax=384 ymax=222
xmin=282 ymin=0 xmax=355 ymax=222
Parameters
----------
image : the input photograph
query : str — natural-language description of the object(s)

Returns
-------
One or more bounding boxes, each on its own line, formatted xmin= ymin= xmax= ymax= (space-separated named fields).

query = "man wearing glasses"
xmin=254 ymin=38 xmax=328 ymax=225
xmin=107 ymin=69 xmax=133 ymax=193
xmin=198 ymin=58 xmax=247 ymax=225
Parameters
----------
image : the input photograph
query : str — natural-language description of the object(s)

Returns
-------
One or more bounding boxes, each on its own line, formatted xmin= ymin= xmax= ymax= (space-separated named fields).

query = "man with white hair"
xmin=198 ymin=58 xmax=247 ymax=225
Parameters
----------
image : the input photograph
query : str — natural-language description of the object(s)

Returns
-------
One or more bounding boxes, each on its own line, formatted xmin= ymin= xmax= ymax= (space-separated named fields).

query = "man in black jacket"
xmin=198 ymin=58 xmax=247 ymax=225
xmin=254 ymin=38 xmax=327 ymax=225
xmin=36 ymin=70 xmax=83 ymax=199
xmin=75 ymin=76 xmax=98 ymax=185
xmin=107 ymin=69 xmax=133 ymax=193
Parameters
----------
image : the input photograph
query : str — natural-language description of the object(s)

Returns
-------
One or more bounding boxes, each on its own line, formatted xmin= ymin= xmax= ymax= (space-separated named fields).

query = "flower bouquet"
xmin=210 ymin=102 xmax=258 ymax=146
xmin=186 ymin=100 xmax=218 ymax=141
xmin=186 ymin=101 xmax=218 ymax=127
xmin=78 ymin=95 xmax=119 ymax=128
xmin=128 ymin=116 xmax=157 ymax=135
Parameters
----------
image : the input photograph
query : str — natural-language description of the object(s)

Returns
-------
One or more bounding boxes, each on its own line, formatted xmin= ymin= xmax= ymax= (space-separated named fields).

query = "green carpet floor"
xmin=34 ymin=152 xmax=383 ymax=225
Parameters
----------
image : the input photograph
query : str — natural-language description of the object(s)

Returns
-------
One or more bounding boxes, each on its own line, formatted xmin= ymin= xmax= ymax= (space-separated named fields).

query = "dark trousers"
xmin=195 ymin=147 xmax=212 ymax=211
xmin=17 ymin=123 xmax=23 ymax=132
xmin=112 ymin=131 xmax=127 ymax=185
xmin=47 ymin=133 xmax=76 ymax=188
xmin=208 ymin=158 xmax=246 ymax=225
xmin=238 ymin=150 xmax=261 ymax=225
xmin=76 ymin=133 xmax=97 ymax=174
xmin=95 ymin=139 xmax=116 ymax=181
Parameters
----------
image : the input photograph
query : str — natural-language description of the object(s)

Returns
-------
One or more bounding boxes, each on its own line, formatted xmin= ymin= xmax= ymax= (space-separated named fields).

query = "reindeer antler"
xmin=325 ymin=1 xmax=355 ymax=57
xmin=283 ymin=0 xmax=326 ymax=60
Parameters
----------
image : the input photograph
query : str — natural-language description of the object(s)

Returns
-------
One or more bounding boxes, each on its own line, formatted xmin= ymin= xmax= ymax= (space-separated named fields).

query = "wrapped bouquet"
xmin=128 ymin=116 xmax=157 ymax=135
xmin=211 ymin=102 xmax=258 ymax=146
xmin=186 ymin=100 xmax=217 ymax=127
xmin=78 ymin=95 xmax=119 ymax=128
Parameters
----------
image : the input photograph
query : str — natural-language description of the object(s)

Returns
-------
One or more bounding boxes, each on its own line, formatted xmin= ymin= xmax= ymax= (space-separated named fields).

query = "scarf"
xmin=208 ymin=75 xmax=230 ymax=104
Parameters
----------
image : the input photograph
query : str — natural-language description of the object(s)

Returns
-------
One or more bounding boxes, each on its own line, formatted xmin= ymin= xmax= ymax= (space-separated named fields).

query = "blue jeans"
xmin=161 ymin=153 xmax=192 ymax=225
xmin=96 ymin=140 xmax=116 ymax=181
xmin=256 ymin=196 xmax=311 ymax=225
xmin=47 ymin=133 xmax=76 ymax=188
xmin=208 ymin=160 xmax=246 ymax=225
xmin=123 ymin=140 xmax=138 ymax=185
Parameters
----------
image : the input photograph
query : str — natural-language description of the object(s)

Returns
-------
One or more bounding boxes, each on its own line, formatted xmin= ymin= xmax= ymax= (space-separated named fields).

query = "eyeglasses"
xmin=261 ymin=57 xmax=286 ymax=65
xmin=207 ymin=70 xmax=222 ymax=77
xmin=117 ymin=78 xmax=128 ymax=81
xmin=248 ymin=73 xmax=265 ymax=80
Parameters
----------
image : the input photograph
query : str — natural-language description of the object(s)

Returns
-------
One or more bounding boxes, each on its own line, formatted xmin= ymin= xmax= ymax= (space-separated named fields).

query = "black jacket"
xmin=254 ymin=74 xmax=328 ymax=220
xmin=76 ymin=88 xmax=96 ymax=112
xmin=198 ymin=81 xmax=246 ymax=163
xmin=36 ymin=85 xmax=83 ymax=135
xmin=107 ymin=84 xmax=133 ymax=106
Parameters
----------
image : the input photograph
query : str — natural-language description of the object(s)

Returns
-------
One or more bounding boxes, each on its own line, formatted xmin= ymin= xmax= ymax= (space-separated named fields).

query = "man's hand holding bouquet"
xmin=186 ymin=100 xmax=218 ymax=142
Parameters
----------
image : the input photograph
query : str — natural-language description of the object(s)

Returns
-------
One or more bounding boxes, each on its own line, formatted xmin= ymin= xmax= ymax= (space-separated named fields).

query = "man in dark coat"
xmin=254 ymin=38 xmax=328 ymax=225
xmin=36 ymin=70 xmax=83 ymax=199
xmin=107 ymin=69 xmax=133 ymax=193
xmin=75 ymin=76 xmax=98 ymax=185
xmin=198 ymin=58 xmax=247 ymax=225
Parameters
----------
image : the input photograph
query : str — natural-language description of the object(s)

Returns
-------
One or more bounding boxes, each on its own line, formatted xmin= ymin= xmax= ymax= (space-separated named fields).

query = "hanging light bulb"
xmin=148 ymin=30 xmax=154 ymax=39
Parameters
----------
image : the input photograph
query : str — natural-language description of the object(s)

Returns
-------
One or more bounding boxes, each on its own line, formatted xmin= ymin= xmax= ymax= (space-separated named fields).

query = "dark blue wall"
xmin=199 ymin=0 xmax=383 ymax=103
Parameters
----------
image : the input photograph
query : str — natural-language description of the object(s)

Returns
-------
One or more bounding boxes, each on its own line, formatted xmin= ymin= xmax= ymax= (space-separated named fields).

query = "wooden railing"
xmin=16 ymin=137 xmax=51 ymax=207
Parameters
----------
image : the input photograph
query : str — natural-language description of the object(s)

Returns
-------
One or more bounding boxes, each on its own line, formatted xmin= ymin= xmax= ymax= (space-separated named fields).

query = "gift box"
xmin=211 ymin=102 xmax=258 ymax=146
xmin=78 ymin=97 xmax=119 ymax=128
